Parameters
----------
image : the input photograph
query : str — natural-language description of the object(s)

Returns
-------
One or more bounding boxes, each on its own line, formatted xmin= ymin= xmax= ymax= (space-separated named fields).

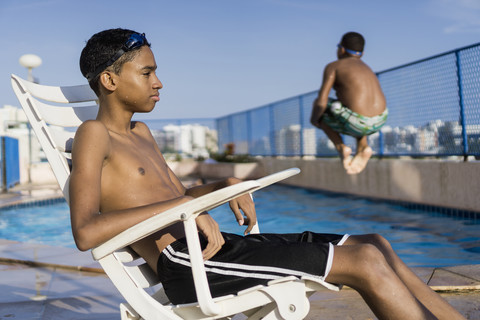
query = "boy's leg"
xmin=345 ymin=234 xmax=466 ymax=320
xmin=325 ymin=243 xmax=437 ymax=319
xmin=318 ymin=121 xmax=352 ymax=171
xmin=347 ymin=135 xmax=372 ymax=174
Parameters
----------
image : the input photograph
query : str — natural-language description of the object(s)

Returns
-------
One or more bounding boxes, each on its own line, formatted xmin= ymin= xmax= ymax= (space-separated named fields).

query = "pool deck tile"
xmin=429 ymin=267 xmax=480 ymax=288
xmin=0 ymin=241 xmax=479 ymax=319
xmin=444 ymin=264 xmax=480 ymax=282
xmin=0 ymin=183 xmax=64 ymax=207
xmin=1 ymin=184 xmax=480 ymax=319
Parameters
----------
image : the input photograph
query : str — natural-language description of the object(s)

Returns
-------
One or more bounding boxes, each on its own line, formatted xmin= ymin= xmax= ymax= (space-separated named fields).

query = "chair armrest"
xmin=253 ymin=167 xmax=300 ymax=191
xmin=91 ymin=180 xmax=261 ymax=260
xmin=182 ymin=168 xmax=301 ymax=316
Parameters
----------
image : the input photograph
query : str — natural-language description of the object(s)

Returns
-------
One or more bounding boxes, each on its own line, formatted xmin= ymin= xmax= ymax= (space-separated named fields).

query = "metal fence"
xmin=216 ymin=42 xmax=480 ymax=158
xmin=142 ymin=118 xmax=217 ymax=131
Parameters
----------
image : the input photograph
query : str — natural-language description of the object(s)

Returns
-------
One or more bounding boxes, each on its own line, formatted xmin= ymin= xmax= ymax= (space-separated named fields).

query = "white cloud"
xmin=431 ymin=0 xmax=480 ymax=34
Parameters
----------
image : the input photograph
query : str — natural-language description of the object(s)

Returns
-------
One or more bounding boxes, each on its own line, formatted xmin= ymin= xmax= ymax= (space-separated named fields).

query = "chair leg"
xmin=120 ymin=303 xmax=141 ymax=320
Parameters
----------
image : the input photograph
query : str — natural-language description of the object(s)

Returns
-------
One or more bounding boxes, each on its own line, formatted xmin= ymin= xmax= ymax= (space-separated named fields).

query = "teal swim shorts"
xmin=321 ymin=99 xmax=388 ymax=138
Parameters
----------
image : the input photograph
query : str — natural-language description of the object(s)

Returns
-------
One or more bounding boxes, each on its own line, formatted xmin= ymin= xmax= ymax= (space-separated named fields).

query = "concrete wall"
xmin=258 ymin=157 xmax=480 ymax=213
xmin=172 ymin=157 xmax=479 ymax=213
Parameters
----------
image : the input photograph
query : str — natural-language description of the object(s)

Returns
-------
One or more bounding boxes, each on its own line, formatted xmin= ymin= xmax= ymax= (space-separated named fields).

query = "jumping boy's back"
xmin=324 ymin=57 xmax=386 ymax=117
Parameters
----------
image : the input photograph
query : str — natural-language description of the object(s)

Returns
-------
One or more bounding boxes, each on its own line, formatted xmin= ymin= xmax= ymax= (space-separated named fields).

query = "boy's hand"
xmin=196 ymin=212 xmax=225 ymax=260
xmin=230 ymin=193 xmax=257 ymax=235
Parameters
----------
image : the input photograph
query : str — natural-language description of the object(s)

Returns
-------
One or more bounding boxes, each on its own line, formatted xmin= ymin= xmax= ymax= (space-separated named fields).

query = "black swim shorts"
xmin=157 ymin=231 xmax=349 ymax=304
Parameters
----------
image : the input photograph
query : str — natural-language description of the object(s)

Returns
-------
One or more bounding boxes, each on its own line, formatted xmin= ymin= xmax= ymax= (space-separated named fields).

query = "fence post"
xmin=1 ymin=137 xmax=5 ymax=193
xmin=246 ymin=110 xmax=252 ymax=155
xmin=298 ymin=95 xmax=305 ymax=156
xmin=228 ymin=116 xmax=234 ymax=153
xmin=378 ymin=131 xmax=384 ymax=157
xmin=269 ymin=104 xmax=276 ymax=156
xmin=455 ymin=50 xmax=469 ymax=160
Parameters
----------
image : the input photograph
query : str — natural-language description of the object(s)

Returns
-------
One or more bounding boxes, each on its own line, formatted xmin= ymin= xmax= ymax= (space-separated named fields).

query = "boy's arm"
xmin=311 ymin=62 xmax=336 ymax=127
xmin=69 ymin=121 xmax=192 ymax=251
xmin=164 ymin=166 xmax=229 ymax=258
xmin=186 ymin=178 xmax=257 ymax=235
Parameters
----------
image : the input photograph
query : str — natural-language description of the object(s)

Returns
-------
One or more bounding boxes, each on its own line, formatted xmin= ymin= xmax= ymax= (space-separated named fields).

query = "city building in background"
xmin=152 ymin=123 xmax=218 ymax=160
xmin=1 ymin=104 xmax=219 ymax=183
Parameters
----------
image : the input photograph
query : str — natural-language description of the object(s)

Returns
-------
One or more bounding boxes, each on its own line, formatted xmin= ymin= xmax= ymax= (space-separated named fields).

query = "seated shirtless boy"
xmin=70 ymin=28 xmax=464 ymax=319
xmin=310 ymin=32 xmax=388 ymax=174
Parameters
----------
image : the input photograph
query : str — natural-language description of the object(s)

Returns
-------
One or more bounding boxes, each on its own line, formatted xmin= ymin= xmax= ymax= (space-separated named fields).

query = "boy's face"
xmin=114 ymin=46 xmax=163 ymax=113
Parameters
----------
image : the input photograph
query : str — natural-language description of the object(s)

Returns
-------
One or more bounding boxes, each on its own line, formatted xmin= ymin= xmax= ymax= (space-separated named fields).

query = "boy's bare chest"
xmin=106 ymin=137 xmax=167 ymax=180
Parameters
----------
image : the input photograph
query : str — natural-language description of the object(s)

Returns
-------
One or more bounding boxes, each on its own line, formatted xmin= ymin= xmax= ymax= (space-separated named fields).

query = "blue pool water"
xmin=1 ymin=185 xmax=479 ymax=267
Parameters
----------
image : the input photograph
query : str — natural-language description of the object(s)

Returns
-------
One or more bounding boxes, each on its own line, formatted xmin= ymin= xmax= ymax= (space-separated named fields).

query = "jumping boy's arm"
xmin=311 ymin=62 xmax=336 ymax=128
xmin=69 ymin=120 xmax=192 ymax=251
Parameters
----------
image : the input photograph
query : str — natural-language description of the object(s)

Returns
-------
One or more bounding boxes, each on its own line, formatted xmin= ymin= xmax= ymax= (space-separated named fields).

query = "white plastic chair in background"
xmin=12 ymin=74 xmax=337 ymax=319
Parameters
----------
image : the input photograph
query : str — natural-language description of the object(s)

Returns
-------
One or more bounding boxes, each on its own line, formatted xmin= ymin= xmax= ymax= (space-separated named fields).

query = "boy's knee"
xmin=357 ymin=233 xmax=392 ymax=250
xmin=367 ymin=233 xmax=393 ymax=252
xmin=354 ymin=244 xmax=391 ymax=282
xmin=329 ymin=244 xmax=391 ymax=289
xmin=358 ymin=243 xmax=385 ymax=264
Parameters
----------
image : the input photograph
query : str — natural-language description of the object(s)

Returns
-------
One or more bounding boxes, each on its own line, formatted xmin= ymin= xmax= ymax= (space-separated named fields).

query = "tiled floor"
xmin=0 ymin=239 xmax=121 ymax=319
xmin=1 ymin=184 xmax=479 ymax=319
xmin=1 ymin=239 xmax=479 ymax=319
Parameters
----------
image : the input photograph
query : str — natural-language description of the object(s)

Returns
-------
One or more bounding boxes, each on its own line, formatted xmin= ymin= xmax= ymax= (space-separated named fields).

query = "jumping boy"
xmin=310 ymin=32 xmax=388 ymax=174
xmin=70 ymin=28 xmax=464 ymax=319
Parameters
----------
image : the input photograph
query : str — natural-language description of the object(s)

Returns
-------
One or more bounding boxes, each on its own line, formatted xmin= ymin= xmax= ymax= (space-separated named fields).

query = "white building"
xmin=157 ymin=124 xmax=218 ymax=159
xmin=276 ymin=124 xmax=317 ymax=155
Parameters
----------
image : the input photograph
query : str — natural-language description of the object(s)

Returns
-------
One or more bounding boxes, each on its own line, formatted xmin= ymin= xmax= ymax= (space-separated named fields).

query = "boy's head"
xmin=339 ymin=32 xmax=365 ymax=56
xmin=80 ymin=28 xmax=151 ymax=95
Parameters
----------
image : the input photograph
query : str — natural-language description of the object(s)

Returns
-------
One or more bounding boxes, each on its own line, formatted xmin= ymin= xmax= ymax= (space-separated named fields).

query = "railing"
xmin=215 ymin=42 xmax=480 ymax=158
xmin=142 ymin=118 xmax=216 ymax=131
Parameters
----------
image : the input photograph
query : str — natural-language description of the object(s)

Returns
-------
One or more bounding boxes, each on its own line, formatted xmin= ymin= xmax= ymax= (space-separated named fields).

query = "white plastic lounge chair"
xmin=12 ymin=74 xmax=339 ymax=320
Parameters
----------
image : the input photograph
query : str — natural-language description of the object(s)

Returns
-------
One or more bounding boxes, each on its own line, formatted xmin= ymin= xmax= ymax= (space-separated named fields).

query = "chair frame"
xmin=12 ymin=74 xmax=337 ymax=320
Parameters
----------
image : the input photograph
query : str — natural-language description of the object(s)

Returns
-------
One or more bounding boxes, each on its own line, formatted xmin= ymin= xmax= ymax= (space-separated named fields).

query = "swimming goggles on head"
xmin=86 ymin=32 xmax=149 ymax=82
xmin=337 ymin=44 xmax=362 ymax=56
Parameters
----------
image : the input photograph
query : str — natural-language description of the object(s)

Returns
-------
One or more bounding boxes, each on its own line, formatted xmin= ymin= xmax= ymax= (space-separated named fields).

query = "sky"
xmin=1 ymin=0 xmax=480 ymax=120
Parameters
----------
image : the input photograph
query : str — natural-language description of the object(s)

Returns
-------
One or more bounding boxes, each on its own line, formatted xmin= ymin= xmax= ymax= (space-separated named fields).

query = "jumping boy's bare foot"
xmin=347 ymin=146 xmax=372 ymax=174
xmin=337 ymin=145 xmax=353 ymax=171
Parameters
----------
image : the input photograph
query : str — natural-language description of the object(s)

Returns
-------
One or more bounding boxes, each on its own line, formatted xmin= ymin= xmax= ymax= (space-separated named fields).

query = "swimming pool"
xmin=1 ymin=185 xmax=479 ymax=267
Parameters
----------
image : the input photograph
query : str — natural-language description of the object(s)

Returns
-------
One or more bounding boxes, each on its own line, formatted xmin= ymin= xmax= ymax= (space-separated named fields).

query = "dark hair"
xmin=79 ymin=28 xmax=151 ymax=95
xmin=340 ymin=32 xmax=365 ymax=54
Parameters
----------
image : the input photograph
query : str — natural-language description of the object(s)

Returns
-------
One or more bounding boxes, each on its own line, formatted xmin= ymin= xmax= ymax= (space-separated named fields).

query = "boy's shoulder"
xmin=324 ymin=60 xmax=341 ymax=74
xmin=73 ymin=120 xmax=111 ymax=150
xmin=77 ymin=119 xmax=109 ymax=136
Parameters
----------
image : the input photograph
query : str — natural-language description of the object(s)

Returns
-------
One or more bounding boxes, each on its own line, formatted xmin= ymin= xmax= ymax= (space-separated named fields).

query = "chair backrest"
xmin=11 ymin=74 xmax=98 ymax=203
xmin=11 ymin=74 xmax=176 ymax=318
xmin=11 ymin=74 xmax=312 ymax=319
